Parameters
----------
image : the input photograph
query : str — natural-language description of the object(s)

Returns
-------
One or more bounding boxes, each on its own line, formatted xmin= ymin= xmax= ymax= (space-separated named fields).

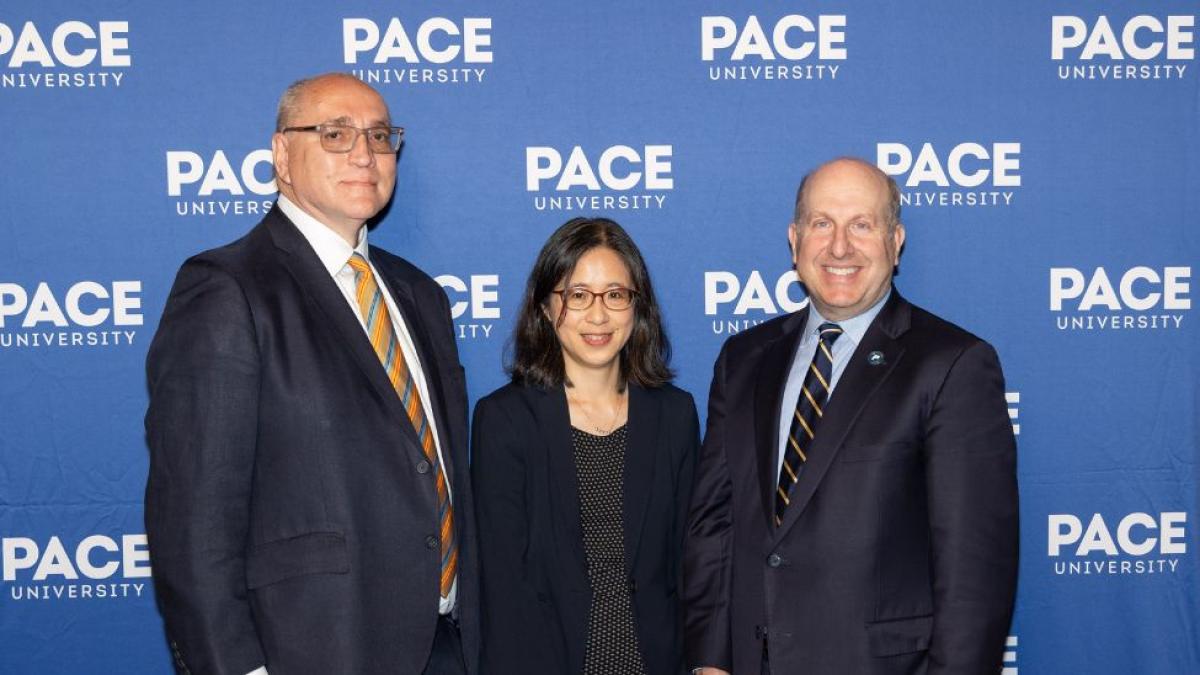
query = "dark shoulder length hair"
xmin=508 ymin=217 xmax=674 ymax=389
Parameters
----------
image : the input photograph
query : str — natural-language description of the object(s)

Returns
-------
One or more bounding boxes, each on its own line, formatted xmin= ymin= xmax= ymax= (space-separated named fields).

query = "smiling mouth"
xmin=581 ymin=333 xmax=613 ymax=346
xmin=824 ymin=266 xmax=860 ymax=277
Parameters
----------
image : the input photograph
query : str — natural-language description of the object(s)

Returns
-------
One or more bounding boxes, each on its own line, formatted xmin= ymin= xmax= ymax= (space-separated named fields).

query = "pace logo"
xmin=876 ymin=142 xmax=1020 ymax=208
xmin=343 ymin=16 xmax=492 ymax=85
xmin=0 ymin=20 xmax=130 ymax=89
xmin=1051 ymin=15 xmax=1194 ymax=80
xmin=701 ymin=14 xmax=846 ymax=81
xmin=3 ymin=534 xmax=151 ymax=601
xmin=1048 ymin=512 xmax=1187 ymax=576
xmin=434 ymin=273 xmax=500 ymax=340
xmin=0 ymin=280 xmax=142 ymax=349
xmin=167 ymin=149 xmax=275 ymax=218
xmin=704 ymin=270 xmax=806 ymax=335
xmin=526 ymin=144 xmax=673 ymax=212
xmin=1050 ymin=266 xmax=1190 ymax=331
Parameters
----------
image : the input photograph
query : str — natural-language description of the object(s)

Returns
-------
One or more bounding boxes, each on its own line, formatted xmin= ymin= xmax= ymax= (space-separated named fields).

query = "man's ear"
xmin=891 ymin=222 xmax=906 ymax=265
xmin=272 ymin=133 xmax=291 ymax=187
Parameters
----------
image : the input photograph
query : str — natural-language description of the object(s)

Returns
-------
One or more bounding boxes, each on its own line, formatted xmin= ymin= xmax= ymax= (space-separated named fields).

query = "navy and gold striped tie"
xmin=347 ymin=253 xmax=457 ymax=598
xmin=775 ymin=322 xmax=843 ymax=526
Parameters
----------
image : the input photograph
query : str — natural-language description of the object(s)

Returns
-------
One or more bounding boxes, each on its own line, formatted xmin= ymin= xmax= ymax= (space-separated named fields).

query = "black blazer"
xmin=145 ymin=206 xmax=480 ymax=675
xmin=472 ymin=382 xmax=699 ymax=675
xmin=684 ymin=291 xmax=1018 ymax=675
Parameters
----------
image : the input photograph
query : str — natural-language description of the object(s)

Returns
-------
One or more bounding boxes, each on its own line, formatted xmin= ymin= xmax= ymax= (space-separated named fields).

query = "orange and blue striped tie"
xmin=347 ymin=253 xmax=457 ymax=598
xmin=775 ymin=322 xmax=843 ymax=526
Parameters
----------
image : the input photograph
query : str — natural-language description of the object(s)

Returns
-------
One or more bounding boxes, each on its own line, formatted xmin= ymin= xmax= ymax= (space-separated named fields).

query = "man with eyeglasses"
xmin=146 ymin=72 xmax=479 ymax=675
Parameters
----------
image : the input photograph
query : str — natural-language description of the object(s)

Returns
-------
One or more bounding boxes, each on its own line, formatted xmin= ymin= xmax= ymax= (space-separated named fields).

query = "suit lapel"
xmin=754 ymin=309 xmax=809 ymax=529
xmin=536 ymin=386 xmax=589 ymax=578
xmin=622 ymin=384 xmax=659 ymax=572
xmin=265 ymin=209 xmax=425 ymax=463
xmin=774 ymin=293 xmax=911 ymax=540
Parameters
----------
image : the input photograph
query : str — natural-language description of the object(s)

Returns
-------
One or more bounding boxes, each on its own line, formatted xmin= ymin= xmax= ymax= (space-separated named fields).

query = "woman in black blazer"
xmin=472 ymin=217 xmax=699 ymax=675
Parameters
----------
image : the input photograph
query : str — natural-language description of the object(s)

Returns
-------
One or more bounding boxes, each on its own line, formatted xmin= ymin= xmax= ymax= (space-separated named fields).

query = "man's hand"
xmin=694 ymin=669 xmax=731 ymax=675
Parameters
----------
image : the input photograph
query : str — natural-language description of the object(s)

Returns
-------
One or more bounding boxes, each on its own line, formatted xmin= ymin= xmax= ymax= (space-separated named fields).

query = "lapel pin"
xmin=867 ymin=351 xmax=886 ymax=366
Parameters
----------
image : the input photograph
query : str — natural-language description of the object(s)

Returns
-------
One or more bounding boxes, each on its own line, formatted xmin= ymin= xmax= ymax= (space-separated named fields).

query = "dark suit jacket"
xmin=145 ymin=206 xmax=480 ymax=675
xmin=684 ymin=291 xmax=1018 ymax=675
xmin=472 ymin=382 xmax=699 ymax=675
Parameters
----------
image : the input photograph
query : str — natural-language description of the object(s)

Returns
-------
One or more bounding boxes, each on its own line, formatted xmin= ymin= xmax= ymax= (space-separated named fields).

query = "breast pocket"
xmin=837 ymin=441 xmax=918 ymax=463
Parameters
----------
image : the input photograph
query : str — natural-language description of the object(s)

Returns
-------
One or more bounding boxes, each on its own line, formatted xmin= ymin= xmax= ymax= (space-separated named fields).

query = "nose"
xmin=347 ymin=129 xmax=375 ymax=167
xmin=829 ymin=223 xmax=853 ymax=258
xmin=584 ymin=296 xmax=610 ymax=324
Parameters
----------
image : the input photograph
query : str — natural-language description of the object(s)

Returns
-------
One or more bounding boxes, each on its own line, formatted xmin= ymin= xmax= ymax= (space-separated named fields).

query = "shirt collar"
xmin=804 ymin=287 xmax=892 ymax=347
xmin=277 ymin=194 xmax=369 ymax=275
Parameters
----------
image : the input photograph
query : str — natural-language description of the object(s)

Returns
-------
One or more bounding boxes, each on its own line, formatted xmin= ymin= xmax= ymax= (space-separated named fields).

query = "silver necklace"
xmin=567 ymin=388 xmax=626 ymax=435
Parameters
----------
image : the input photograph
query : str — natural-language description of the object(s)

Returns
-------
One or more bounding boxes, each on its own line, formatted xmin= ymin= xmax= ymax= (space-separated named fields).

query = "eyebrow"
xmin=807 ymin=211 xmax=878 ymax=222
xmin=565 ymin=282 xmax=628 ymax=289
xmin=323 ymin=115 xmax=393 ymax=127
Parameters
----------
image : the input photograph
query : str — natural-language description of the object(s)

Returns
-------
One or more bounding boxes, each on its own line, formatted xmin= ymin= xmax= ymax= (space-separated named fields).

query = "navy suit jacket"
xmin=472 ymin=382 xmax=699 ymax=674
xmin=145 ymin=206 xmax=480 ymax=675
xmin=684 ymin=291 xmax=1018 ymax=675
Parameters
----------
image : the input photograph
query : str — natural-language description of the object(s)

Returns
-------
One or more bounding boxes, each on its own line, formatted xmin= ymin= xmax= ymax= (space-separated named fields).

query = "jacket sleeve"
xmin=683 ymin=345 xmax=735 ymax=672
xmin=923 ymin=341 xmax=1019 ymax=673
xmin=471 ymin=396 xmax=557 ymax=675
xmin=144 ymin=258 xmax=266 ymax=674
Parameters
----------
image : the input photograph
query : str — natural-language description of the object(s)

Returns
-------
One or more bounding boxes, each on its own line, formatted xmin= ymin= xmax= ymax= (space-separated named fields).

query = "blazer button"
xmin=426 ymin=535 xmax=439 ymax=550
xmin=416 ymin=460 xmax=430 ymax=474
xmin=767 ymin=553 xmax=783 ymax=568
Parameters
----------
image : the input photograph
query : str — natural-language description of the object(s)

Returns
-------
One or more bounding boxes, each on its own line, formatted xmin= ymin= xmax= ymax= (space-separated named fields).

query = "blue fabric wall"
xmin=1 ymin=2 xmax=1196 ymax=672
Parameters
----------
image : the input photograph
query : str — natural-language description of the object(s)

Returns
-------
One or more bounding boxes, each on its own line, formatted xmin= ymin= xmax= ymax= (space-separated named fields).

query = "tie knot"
xmin=346 ymin=253 xmax=371 ymax=275
xmin=818 ymin=322 xmax=843 ymax=345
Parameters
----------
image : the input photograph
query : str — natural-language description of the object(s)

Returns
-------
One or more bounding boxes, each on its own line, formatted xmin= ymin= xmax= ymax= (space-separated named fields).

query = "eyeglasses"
xmin=552 ymin=286 xmax=637 ymax=311
xmin=282 ymin=124 xmax=404 ymax=154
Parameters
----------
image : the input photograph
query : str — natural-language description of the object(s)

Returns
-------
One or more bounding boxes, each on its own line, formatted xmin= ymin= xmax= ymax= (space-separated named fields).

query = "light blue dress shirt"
xmin=775 ymin=289 xmax=892 ymax=478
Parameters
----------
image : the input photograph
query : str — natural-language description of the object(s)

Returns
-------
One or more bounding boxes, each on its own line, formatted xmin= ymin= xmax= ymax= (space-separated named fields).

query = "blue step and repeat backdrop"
xmin=1 ymin=1 xmax=1197 ymax=673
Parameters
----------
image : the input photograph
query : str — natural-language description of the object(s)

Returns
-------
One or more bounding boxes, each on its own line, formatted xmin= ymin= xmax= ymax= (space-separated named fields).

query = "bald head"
xmin=275 ymin=72 xmax=388 ymax=132
xmin=786 ymin=156 xmax=906 ymax=321
xmin=793 ymin=157 xmax=901 ymax=231
xmin=270 ymin=72 xmax=397 ymax=245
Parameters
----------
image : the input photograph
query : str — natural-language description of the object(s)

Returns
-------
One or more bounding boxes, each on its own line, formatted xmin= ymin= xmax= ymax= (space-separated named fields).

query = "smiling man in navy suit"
xmin=684 ymin=157 xmax=1018 ymax=675
xmin=145 ymin=73 xmax=478 ymax=675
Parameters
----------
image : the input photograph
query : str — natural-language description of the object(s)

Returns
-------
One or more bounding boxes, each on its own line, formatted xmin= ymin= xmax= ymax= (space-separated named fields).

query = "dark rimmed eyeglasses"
xmin=552 ymin=286 xmax=637 ymax=311
xmin=282 ymin=123 xmax=404 ymax=154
